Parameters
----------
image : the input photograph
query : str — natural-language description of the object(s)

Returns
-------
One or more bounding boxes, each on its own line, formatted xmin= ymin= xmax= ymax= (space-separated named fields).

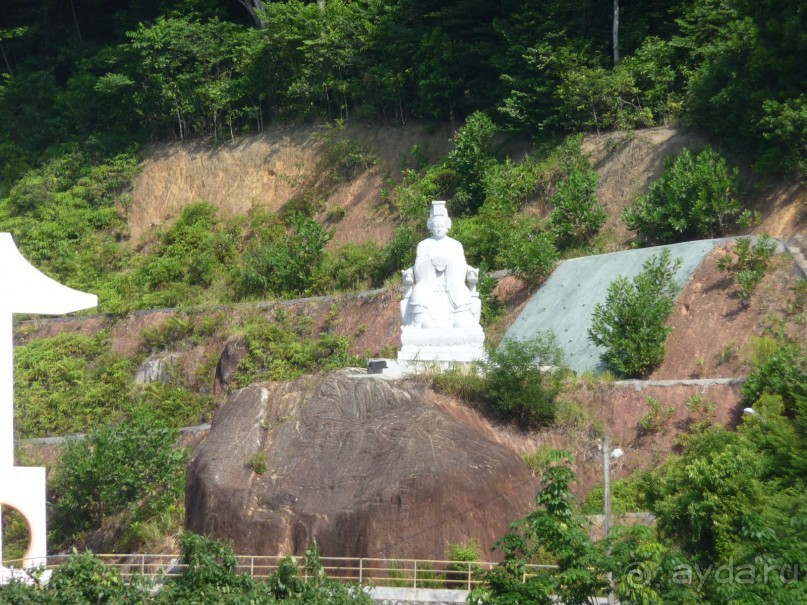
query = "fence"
xmin=4 ymin=554 xmax=557 ymax=590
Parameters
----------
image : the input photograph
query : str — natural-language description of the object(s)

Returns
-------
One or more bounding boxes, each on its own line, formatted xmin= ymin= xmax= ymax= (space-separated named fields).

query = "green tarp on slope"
xmin=503 ymin=239 xmax=733 ymax=374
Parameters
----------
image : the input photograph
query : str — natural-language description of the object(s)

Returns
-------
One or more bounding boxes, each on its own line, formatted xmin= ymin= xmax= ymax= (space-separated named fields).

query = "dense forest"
xmin=1 ymin=0 xmax=805 ymax=183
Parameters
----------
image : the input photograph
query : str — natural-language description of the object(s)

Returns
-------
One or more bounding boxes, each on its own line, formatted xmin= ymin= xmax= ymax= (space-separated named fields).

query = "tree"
xmin=471 ymin=450 xmax=607 ymax=605
xmin=587 ymin=249 xmax=681 ymax=377
xmin=623 ymin=146 xmax=745 ymax=245
xmin=473 ymin=450 xmax=695 ymax=605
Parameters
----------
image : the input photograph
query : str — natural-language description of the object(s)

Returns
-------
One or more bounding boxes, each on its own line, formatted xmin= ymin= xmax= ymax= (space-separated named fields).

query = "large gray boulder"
xmin=185 ymin=369 xmax=535 ymax=559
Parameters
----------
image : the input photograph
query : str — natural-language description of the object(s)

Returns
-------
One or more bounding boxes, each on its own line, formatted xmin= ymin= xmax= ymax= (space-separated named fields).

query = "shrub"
xmin=246 ymin=451 xmax=269 ymax=475
xmin=481 ymin=333 xmax=569 ymax=428
xmin=317 ymin=120 xmax=379 ymax=183
xmin=741 ymin=341 xmax=806 ymax=414
xmin=549 ymin=155 xmax=606 ymax=249
xmin=716 ymin=236 xmax=777 ymax=304
xmin=50 ymin=411 xmax=187 ymax=544
xmin=588 ymin=249 xmax=682 ymax=377
xmin=313 ymin=241 xmax=382 ymax=292
xmin=446 ymin=539 xmax=483 ymax=588
xmin=46 ymin=551 xmax=148 ymax=604
xmin=235 ymin=212 xmax=331 ymax=299
xmin=623 ymin=146 xmax=746 ymax=244
xmin=639 ymin=396 xmax=675 ymax=434
xmin=375 ymin=224 xmax=420 ymax=282
xmin=234 ymin=311 xmax=362 ymax=386
xmin=132 ymin=202 xmax=226 ymax=300
xmin=432 ymin=366 xmax=487 ymax=403
xmin=14 ymin=332 xmax=134 ymax=438
xmin=499 ymin=216 xmax=559 ymax=284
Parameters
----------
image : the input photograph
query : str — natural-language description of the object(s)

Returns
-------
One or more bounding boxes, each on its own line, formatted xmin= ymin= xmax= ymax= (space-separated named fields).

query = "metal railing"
xmin=4 ymin=553 xmax=557 ymax=590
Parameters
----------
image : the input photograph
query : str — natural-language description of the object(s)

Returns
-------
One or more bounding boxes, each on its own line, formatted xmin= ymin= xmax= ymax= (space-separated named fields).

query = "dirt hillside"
xmin=130 ymin=124 xmax=806 ymax=253
xmin=129 ymin=122 xmax=454 ymax=248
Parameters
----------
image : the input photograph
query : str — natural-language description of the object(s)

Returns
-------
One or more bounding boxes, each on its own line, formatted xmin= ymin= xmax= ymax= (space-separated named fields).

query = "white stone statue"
xmin=398 ymin=201 xmax=485 ymax=364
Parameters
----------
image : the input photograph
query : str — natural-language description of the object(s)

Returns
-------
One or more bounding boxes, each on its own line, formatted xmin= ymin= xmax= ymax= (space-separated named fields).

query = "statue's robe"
xmin=409 ymin=236 xmax=472 ymax=323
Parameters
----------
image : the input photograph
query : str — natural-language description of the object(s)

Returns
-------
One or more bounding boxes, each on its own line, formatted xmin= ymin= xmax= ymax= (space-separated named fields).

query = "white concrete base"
xmin=398 ymin=326 xmax=486 ymax=366
xmin=367 ymin=358 xmax=483 ymax=378
xmin=0 ymin=466 xmax=47 ymax=569
xmin=366 ymin=586 xmax=469 ymax=603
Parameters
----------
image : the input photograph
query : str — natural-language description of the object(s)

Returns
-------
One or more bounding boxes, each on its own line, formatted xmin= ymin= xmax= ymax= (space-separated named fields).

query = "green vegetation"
xmin=435 ymin=333 xmax=569 ymax=428
xmin=0 ymin=534 xmax=372 ymax=604
xmin=49 ymin=412 xmax=187 ymax=550
xmin=0 ymin=506 xmax=29 ymax=566
xmin=0 ymin=1 xmax=804 ymax=598
xmin=716 ymin=236 xmax=778 ymax=304
xmin=549 ymin=140 xmax=606 ymax=250
xmin=13 ymin=330 xmax=213 ymax=438
xmin=481 ymin=335 xmax=569 ymax=428
xmin=14 ymin=332 xmax=133 ymax=437
xmin=246 ymin=451 xmax=269 ymax=475
xmin=1 ymin=0 xmax=804 ymax=174
xmin=623 ymin=146 xmax=749 ymax=245
xmin=476 ymin=342 xmax=807 ymax=604
xmin=588 ymin=249 xmax=682 ymax=377
xmin=638 ymin=396 xmax=676 ymax=435
xmin=233 ymin=310 xmax=364 ymax=386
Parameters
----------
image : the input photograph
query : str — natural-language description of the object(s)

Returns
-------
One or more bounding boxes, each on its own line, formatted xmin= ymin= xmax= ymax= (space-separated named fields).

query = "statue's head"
xmin=427 ymin=200 xmax=451 ymax=238
xmin=427 ymin=213 xmax=451 ymax=238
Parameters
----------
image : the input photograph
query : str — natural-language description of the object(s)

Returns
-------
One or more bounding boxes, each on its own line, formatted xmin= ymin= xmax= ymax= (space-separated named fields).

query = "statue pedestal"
xmin=398 ymin=326 xmax=485 ymax=363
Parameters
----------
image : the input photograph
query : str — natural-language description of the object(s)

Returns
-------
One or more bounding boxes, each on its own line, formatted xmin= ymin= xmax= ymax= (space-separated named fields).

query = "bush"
xmin=716 ymin=236 xmax=777 ymax=304
xmin=481 ymin=334 xmax=569 ymax=428
xmin=235 ymin=212 xmax=331 ymax=299
xmin=587 ymin=249 xmax=682 ymax=377
xmin=638 ymin=396 xmax=675 ymax=434
xmin=14 ymin=332 xmax=134 ymax=438
xmin=47 ymin=551 xmax=148 ymax=604
xmin=50 ymin=411 xmax=187 ymax=545
xmin=623 ymin=146 xmax=746 ymax=244
xmin=741 ymin=341 xmax=806 ymax=415
xmin=499 ymin=216 xmax=559 ymax=284
xmin=234 ymin=311 xmax=363 ymax=386
xmin=133 ymin=202 xmax=225 ymax=295
xmin=446 ymin=539 xmax=482 ymax=588
xmin=313 ymin=241 xmax=382 ymax=293
xmin=446 ymin=112 xmax=498 ymax=217
xmin=549 ymin=154 xmax=606 ymax=249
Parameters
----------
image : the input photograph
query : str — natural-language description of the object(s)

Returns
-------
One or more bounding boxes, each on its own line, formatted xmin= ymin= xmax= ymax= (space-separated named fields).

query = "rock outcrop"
xmin=213 ymin=336 xmax=247 ymax=397
xmin=185 ymin=370 xmax=536 ymax=559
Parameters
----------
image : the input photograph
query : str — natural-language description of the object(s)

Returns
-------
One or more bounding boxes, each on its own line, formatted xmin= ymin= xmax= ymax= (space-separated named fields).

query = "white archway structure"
xmin=0 ymin=234 xmax=97 ymax=569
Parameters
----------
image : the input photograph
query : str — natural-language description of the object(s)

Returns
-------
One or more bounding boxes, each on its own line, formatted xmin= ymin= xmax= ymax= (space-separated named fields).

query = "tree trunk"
xmin=70 ymin=0 xmax=83 ymax=42
xmin=238 ymin=0 xmax=267 ymax=28
xmin=0 ymin=42 xmax=12 ymax=75
xmin=612 ymin=0 xmax=620 ymax=65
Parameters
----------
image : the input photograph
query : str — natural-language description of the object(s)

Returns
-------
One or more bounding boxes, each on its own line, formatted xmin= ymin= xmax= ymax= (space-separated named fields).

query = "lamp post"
xmin=602 ymin=435 xmax=623 ymax=605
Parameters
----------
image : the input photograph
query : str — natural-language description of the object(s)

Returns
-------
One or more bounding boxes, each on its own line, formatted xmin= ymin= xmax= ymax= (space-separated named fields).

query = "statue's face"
xmin=430 ymin=216 xmax=449 ymax=238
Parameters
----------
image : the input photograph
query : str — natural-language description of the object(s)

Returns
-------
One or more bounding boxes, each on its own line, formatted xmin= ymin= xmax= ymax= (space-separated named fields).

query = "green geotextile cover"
xmin=503 ymin=239 xmax=733 ymax=374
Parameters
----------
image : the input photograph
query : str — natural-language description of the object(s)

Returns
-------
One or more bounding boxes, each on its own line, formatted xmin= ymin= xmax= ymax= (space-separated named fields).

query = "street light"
xmin=602 ymin=435 xmax=623 ymax=605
